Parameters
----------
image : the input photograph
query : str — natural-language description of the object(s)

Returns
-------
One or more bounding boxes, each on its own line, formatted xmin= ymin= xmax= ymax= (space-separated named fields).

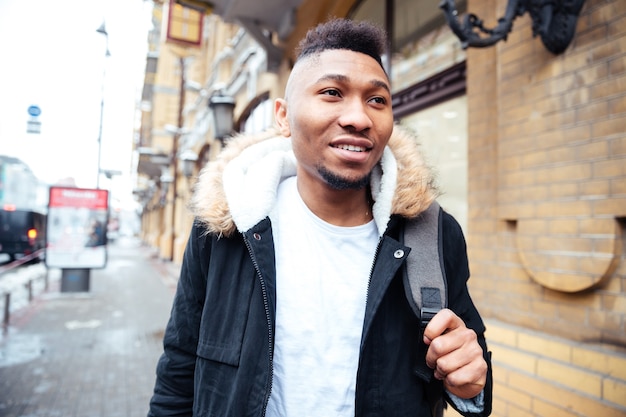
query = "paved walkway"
xmin=0 ymin=237 xmax=180 ymax=417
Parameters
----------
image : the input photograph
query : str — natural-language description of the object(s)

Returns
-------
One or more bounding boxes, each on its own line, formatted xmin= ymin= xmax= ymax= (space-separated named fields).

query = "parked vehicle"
xmin=0 ymin=206 xmax=46 ymax=262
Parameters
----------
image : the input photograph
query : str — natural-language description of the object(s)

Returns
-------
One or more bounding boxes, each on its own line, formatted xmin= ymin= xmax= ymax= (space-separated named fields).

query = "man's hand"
xmin=423 ymin=308 xmax=487 ymax=399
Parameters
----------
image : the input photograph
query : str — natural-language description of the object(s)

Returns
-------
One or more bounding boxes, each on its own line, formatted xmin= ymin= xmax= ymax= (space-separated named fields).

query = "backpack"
xmin=402 ymin=200 xmax=447 ymax=417
xmin=402 ymin=200 xmax=447 ymax=326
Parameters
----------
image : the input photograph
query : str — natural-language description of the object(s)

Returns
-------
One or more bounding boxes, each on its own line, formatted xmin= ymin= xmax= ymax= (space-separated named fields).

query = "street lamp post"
xmin=96 ymin=22 xmax=111 ymax=189
xmin=169 ymin=56 xmax=186 ymax=262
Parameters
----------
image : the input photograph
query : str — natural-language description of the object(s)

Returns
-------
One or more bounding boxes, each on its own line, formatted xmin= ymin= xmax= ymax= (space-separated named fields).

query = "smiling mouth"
xmin=333 ymin=144 xmax=369 ymax=152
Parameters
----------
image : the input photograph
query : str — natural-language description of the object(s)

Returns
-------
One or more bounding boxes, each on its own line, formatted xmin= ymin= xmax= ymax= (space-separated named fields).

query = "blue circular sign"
xmin=27 ymin=105 xmax=41 ymax=117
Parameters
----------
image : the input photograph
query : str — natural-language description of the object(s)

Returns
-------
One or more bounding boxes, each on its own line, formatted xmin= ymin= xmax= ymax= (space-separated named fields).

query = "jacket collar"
xmin=191 ymin=125 xmax=439 ymax=237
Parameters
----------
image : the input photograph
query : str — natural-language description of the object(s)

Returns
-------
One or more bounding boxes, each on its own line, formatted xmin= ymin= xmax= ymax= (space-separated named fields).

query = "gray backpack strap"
xmin=403 ymin=200 xmax=448 ymax=417
xmin=402 ymin=200 xmax=447 ymax=330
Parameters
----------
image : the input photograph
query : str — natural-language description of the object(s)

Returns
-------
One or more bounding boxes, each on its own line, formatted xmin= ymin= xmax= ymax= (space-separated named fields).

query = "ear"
xmin=274 ymin=98 xmax=291 ymax=137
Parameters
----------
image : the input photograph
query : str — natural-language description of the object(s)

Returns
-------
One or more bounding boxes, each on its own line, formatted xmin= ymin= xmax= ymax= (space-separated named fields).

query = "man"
xmin=148 ymin=18 xmax=492 ymax=417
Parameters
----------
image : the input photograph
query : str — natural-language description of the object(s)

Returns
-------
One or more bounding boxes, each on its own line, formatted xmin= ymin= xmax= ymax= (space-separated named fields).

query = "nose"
xmin=337 ymin=98 xmax=373 ymax=132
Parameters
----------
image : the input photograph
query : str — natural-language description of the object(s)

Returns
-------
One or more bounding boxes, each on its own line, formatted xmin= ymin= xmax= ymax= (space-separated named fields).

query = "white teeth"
xmin=336 ymin=144 xmax=366 ymax=152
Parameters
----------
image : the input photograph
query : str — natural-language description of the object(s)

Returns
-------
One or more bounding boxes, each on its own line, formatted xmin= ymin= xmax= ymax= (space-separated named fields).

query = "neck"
xmin=297 ymin=180 xmax=373 ymax=227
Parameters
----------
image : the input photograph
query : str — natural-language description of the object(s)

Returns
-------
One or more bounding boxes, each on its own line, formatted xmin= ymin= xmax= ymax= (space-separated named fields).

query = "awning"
xmin=137 ymin=148 xmax=170 ymax=179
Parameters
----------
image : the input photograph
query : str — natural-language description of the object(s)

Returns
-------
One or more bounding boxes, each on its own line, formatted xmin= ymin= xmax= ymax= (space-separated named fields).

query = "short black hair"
xmin=295 ymin=18 xmax=387 ymax=70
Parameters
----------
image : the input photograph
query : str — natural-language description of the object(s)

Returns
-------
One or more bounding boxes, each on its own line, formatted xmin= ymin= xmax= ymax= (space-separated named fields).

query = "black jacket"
xmin=148 ymin=127 xmax=492 ymax=416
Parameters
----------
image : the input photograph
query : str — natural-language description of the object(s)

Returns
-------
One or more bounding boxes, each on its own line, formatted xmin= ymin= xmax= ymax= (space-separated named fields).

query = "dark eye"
xmin=322 ymin=89 xmax=341 ymax=97
xmin=369 ymin=96 xmax=387 ymax=105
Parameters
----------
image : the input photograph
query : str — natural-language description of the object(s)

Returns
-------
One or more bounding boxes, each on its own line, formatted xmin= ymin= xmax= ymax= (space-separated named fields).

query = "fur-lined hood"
xmin=190 ymin=124 xmax=439 ymax=237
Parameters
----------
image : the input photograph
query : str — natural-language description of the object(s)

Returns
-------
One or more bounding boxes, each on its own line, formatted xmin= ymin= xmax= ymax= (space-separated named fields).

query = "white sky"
xmin=0 ymin=0 xmax=152 ymax=202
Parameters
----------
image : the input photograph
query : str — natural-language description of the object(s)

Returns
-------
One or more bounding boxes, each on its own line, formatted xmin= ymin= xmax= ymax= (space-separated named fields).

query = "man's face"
xmin=275 ymin=49 xmax=393 ymax=191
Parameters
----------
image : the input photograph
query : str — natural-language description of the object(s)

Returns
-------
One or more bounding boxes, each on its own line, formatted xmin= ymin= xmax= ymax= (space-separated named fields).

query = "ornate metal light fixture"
xmin=209 ymin=91 xmax=236 ymax=143
xmin=159 ymin=170 xmax=174 ymax=206
xmin=179 ymin=150 xmax=198 ymax=179
xmin=439 ymin=0 xmax=586 ymax=54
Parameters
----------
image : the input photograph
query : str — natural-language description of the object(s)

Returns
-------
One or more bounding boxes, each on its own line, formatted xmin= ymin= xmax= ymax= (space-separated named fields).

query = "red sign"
xmin=46 ymin=187 xmax=109 ymax=269
xmin=49 ymin=187 xmax=108 ymax=210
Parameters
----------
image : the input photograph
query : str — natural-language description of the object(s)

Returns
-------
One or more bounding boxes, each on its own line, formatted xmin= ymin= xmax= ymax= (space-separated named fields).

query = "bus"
xmin=0 ymin=205 xmax=47 ymax=263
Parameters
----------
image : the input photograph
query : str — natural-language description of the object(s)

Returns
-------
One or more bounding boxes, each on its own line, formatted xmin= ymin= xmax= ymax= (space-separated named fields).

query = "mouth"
xmin=332 ymin=143 xmax=370 ymax=152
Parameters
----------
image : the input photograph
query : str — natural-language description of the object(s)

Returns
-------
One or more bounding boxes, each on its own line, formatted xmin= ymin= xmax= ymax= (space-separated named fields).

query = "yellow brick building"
xmin=134 ymin=1 xmax=626 ymax=416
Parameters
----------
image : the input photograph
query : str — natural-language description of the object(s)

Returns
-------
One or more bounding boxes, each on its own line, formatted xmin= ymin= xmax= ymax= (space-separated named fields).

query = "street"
xmin=0 ymin=237 xmax=178 ymax=417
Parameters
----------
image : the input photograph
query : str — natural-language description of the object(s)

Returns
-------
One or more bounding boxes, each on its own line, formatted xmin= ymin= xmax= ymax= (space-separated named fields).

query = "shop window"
xmin=238 ymin=92 xmax=273 ymax=135
xmin=350 ymin=0 xmax=466 ymax=92
xmin=401 ymin=96 xmax=468 ymax=231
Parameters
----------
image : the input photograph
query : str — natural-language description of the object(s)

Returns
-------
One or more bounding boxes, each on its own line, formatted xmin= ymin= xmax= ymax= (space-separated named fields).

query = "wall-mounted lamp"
xmin=132 ymin=187 xmax=153 ymax=211
xmin=209 ymin=92 xmax=235 ymax=142
xmin=160 ymin=172 xmax=174 ymax=190
xmin=179 ymin=150 xmax=198 ymax=178
xmin=101 ymin=169 xmax=122 ymax=180
xmin=159 ymin=172 xmax=173 ymax=206
xmin=440 ymin=0 xmax=586 ymax=54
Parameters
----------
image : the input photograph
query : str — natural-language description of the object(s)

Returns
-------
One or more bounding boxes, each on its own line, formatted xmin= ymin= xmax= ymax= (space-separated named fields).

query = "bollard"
xmin=27 ymin=280 xmax=33 ymax=302
xmin=2 ymin=292 xmax=9 ymax=334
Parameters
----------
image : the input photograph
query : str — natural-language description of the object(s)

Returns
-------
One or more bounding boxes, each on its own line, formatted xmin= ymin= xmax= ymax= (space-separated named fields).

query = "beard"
xmin=318 ymin=165 xmax=370 ymax=190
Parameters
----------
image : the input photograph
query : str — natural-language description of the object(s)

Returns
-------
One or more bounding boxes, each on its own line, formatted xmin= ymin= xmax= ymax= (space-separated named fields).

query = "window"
xmin=350 ymin=0 xmax=466 ymax=92
xmin=401 ymin=96 xmax=467 ymax=230
xmin=238 ymin=92 xmax=273 ymax=135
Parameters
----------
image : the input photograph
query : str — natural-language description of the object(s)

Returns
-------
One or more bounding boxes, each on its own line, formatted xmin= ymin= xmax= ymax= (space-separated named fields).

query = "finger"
xmin=431 ymin=330 xmax=482 ymax=376
xmin=423 ymin=308 xmax=462 ymax=344
xmin=425 ymin=325 xmax=478 ymax=370
xmin=443 ymin=356 xmax=488 ymax=399
xmin=444 ymin=355 xmax=486 ymax=388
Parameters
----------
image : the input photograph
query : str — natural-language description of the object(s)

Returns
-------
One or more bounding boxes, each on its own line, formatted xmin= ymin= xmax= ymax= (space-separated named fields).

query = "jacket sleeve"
xmin=441 ymin=211 xmax=493 ymax=417
xmin=148 ymin=221 xmax=210 ymax=417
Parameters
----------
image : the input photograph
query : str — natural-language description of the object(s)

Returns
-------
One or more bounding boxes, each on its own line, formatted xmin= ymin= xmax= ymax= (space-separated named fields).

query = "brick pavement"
xmin=0 ymin=237 xmax=179 ymax=417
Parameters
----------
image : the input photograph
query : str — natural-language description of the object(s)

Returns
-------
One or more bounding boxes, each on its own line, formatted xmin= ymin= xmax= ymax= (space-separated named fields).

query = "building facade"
xmin=133 ymin=0 xmax=626 ymax=415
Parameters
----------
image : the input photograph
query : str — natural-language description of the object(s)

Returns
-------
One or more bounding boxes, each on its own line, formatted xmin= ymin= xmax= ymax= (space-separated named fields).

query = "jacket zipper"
xmin=363 ymin=237 xmax=384 ymax=328
xmin=243 ymin=235 xmax=274 ymax=417
xmin=248 ymin=233 xmax=384 ymax=414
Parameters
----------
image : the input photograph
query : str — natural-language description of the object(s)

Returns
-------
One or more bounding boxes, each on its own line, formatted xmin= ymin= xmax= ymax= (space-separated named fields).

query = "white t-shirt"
xmin=266 ymin=177 xmax=379 ymax=416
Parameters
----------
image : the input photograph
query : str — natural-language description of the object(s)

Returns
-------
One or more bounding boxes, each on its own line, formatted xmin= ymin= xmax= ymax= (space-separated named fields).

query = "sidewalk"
xmin=0 ymin=237 xmax=180 ymax=417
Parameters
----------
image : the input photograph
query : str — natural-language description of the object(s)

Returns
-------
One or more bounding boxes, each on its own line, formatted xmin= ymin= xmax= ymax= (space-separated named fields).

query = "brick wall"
xmin=445 ymin=320 xmax=626 ymax=417
xmin=463 ymin=0 xmax=626 ymax=415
